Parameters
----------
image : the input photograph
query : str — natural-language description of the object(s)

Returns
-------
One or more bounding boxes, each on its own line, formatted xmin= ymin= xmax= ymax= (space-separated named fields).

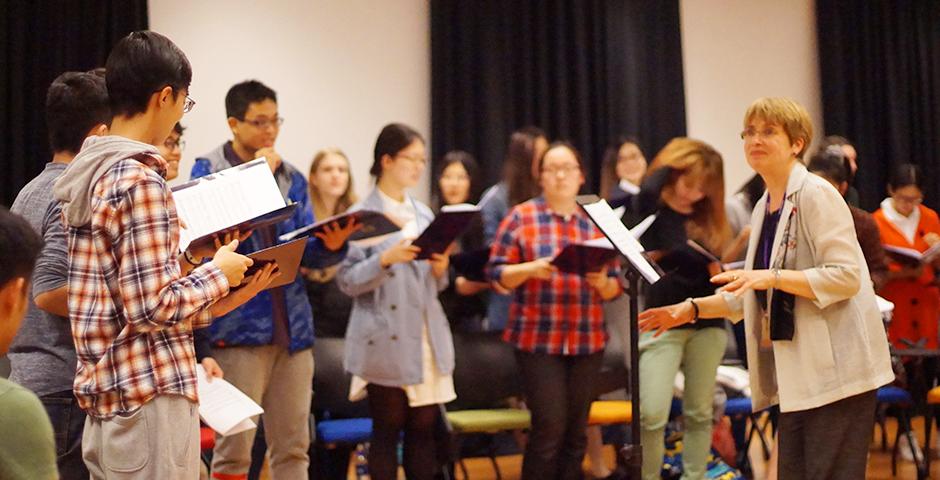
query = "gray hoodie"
xmin=53 ymin=136 xmax=162 ymax=227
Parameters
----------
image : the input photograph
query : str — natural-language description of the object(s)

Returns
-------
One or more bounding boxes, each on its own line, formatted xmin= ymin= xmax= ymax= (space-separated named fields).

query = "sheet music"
xmin=173 ymin=159 xmax=285 ymax=251
xmin=196 ymin=365 xmax=264 ymax=436
xmin=629 ymin=214 xmax=657 ymax=241
xmin=581 ymin=199 xmax=661 ymax=283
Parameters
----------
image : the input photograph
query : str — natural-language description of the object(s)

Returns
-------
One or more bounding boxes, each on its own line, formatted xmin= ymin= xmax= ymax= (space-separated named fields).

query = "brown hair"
xmin=308 ymin=148 xmax=357 ymax=218
xmin=646 ymin=138 xmax=731 ymax=254
xmin=743 ymin=97 xmax=814 ymax=159
xmin=505 ymin=127 xmax=547 ymax=207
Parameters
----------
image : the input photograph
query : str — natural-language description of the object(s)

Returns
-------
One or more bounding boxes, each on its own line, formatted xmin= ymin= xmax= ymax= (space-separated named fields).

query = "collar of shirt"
xmin=619 ymin=179 xmax=640 ymax=195
xmin=379 ymin=188 xmax=418 ymax=238
xmin=881 ymin=197 xmax=920 ymax=244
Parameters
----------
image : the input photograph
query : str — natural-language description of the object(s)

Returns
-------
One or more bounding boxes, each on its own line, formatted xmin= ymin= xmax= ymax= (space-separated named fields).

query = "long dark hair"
xmin=737 ymin=174 xmax=766 ymax=207
xmin=370 ymin=123 xmax=424 ymax=180
xmin=504 ymin=126 xmax=546 ymax=207
xmin=599 ymin=136 xmax=643 ymax=199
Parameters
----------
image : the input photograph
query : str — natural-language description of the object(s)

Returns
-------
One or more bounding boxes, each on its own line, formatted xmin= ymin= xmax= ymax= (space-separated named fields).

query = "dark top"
xmin=439 ymin=216 xmax=487 ymax=331
xmin=305 ymin=269 xmax=353 ymax=338
xmin=754 ymin=207 xmax=782 ymax=309
xmin=636 ymin=168 xmax=725 ymax=330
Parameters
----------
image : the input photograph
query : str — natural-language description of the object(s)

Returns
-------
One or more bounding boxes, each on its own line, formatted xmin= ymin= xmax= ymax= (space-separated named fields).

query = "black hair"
xmin=737 ymin=174 xmax=766 ymax=207
xmin=45 ymin=70 xmax=111 ymax=154
xmin=0 ymin=207 xmax=43 ymax=288
xmin=888 ymin=163 xmax=925 ymax=192
xmin=173 ymin=122 xmax=185 ymax=136
xmin=225 ymin=80 xmax=277 ymax=120
xmin=600 ymin=135 xmax=644 ymax=198
xmin=434 ymin=150 xmax=480 ymax=207
xmin=807 ymin=145 xmax=851 ymax=185
xmin=537 ymin=140 xmax=586 ymax=173
xmin=105 ymin=31 xmax=192 ymax=117
xmin=370 ymin=123 xmax=425 ymax=179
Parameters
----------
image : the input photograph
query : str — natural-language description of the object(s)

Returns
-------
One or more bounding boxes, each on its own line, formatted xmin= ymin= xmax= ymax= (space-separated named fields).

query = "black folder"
xmin=412 ymin=207 xmax=481 ymax=260
xmin=551 ymin=243 xmax=619 ymax=275
xmin=187 ymin=203 xmax=298 ymax=251
xmin=279 ymin=210 xmax=400 ymax=243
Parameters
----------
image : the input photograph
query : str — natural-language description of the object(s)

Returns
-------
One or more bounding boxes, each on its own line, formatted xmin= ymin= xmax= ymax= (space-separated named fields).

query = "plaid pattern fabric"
xmin=487 ymin=197 xmax=620 ymax=355
xmin=67 ymin=155 xmax=229 ymax=418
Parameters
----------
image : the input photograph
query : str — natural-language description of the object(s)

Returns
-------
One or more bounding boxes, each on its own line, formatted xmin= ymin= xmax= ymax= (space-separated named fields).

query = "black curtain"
xmin=430 ymin=0 xmax=686 ymax=195
xmin=817 ymin=0 xmax=940 ymax=211
xmin=1 ymin=0 xmax=148 ymax=207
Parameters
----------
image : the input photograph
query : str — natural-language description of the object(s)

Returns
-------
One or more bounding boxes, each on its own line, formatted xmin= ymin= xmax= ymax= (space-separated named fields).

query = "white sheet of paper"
xmin=581 ymin=199 xmax=660 ymax=283
xmin=628 ymin=213 xmax=657 ymax=241
xmin=196 ymin=365 xmax=264 ymax=436
xmin=174 ymin=159 xmax=285 ymax=251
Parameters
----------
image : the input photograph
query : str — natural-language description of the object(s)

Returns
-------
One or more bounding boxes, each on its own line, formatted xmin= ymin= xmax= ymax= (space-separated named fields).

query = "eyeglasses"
xmin=183 ymin=95 xmax=196 ymax=114
xmin=740 ymin=127 xmax=782 ymax=141
xmin=395 ymin=153 xmax=427 ymax=166
xmin=164 ymin=138 xmax=185 ymax=151
xmin=241 ymin=117 xmax=284 ymax=129
xmin=542 ymin=164 xmax=580 ymax=176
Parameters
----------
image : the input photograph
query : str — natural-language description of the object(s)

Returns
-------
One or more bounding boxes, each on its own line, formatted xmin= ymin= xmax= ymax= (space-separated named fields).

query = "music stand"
xmin=577 ymin=195 xmax=662 ymax=479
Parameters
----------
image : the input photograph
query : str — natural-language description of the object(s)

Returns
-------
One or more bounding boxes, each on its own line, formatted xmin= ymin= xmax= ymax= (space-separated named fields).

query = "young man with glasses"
xmin=192 ymin=80 xmax=358 ymax=480
xmin=52 ymin=31 xmax=255 ymax=478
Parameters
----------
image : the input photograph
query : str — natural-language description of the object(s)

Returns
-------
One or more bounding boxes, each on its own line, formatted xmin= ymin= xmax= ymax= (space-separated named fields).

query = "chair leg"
xmin=879 ymin=405 xmax=889 ymax=452
xmin=925 ymin=407 xmax=934 ymax=473
xmin=892 ymin=408 xmax=901 ymax=476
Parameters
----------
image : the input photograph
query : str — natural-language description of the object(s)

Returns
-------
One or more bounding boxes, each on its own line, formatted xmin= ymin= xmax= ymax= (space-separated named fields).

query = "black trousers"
xmin=516 ymin=350 xmax=604 ymax=480
xmin=777 ymin=389 xmax=877 ymax=480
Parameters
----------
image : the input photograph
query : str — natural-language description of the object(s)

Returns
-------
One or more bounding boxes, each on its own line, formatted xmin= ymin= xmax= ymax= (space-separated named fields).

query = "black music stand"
xmin=577 ymin=195 xmax=662 ymax=480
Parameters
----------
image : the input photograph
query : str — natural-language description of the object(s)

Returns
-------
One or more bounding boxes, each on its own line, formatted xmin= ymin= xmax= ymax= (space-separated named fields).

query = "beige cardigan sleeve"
xmin=798 ymin=181 xmax=862 ymax=309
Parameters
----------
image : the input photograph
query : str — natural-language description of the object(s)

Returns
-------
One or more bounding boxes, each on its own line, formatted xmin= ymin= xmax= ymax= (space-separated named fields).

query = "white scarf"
xmin=880 ymin=197 xmax=920 ymax=245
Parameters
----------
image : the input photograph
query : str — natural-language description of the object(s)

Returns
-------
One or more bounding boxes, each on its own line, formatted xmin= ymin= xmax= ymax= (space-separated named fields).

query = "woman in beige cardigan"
xmin=639 ymin=97 xmax=893 ymax=480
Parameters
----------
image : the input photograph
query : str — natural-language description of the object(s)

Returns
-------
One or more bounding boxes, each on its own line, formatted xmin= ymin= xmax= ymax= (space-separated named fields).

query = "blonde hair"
xmin=646 ymin=138 xmax=731 ymax=254
xmin=743 ymin=97 xmax=814 ymax=159
xmin=308 ymin=148 xmax=357 ymax=218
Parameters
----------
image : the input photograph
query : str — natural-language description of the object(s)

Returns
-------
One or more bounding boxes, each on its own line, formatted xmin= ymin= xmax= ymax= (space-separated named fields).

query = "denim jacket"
xmin=191 ymin=143 xmax=345 ymax=353
xmin=337 ymin=189 xmax=453 ymax=386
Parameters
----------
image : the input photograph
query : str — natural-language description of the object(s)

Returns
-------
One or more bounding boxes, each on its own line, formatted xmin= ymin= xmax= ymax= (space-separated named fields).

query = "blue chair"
xmin=312 ymin=338 xmax=373 ymax=479
xmin=876 ymin=385 xmax=926 ymax=478
xmin=723 ymin=397 xmax=772 ymax=473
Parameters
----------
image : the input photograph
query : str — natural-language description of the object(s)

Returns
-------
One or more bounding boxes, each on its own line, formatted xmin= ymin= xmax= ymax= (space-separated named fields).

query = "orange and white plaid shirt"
xmin=66 ymin=155 xmax=229 ymax=418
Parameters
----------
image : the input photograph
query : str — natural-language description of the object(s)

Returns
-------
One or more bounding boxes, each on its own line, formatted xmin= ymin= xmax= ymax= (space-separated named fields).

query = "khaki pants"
xmin=83 ymin=394 xmax=199 ymax=479
xmin=210 ymin=345 xmax=314 ymax=480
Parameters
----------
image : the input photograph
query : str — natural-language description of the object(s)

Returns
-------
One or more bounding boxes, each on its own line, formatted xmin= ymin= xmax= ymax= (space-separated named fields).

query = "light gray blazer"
xmin=724 ymin=163 xmax=893 ymax=412
xmin=337 ymin=189 xmax=453 ymax=387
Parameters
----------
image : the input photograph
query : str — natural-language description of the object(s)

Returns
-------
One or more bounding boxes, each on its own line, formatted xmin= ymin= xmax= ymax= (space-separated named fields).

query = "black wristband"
xmin=687 ymin=298 xmax=699 ymax=324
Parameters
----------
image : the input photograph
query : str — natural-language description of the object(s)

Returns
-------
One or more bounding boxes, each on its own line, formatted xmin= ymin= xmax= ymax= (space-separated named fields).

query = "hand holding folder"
xmin=279 ymin=209 xmax=399 ymax=244
xmin=551 ymin=237 xmax=619 ymax=275
xmin=412 ymin=204 xmax=481 ymax=259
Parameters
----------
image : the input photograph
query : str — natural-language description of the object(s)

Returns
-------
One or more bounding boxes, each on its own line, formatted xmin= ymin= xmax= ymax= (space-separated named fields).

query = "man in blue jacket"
xmin=192 ymin=80 xmax=356 ymax=480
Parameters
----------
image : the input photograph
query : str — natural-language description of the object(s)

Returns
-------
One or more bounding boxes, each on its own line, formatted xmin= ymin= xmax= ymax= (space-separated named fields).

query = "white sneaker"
xmin=898 ymin=435 xmax=922 ymax=463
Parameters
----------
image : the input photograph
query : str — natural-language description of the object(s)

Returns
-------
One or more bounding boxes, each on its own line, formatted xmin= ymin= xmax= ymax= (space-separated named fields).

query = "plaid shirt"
xmin=487 ymin=197 xmax=620 ymax=355
xmin=67 ymin=155 xmax=229 ymax=418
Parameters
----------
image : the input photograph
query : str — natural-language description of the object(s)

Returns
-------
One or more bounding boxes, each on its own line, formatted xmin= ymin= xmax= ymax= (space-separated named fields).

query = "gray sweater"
xmin=9 ymin=162 xmax=74 ymax=396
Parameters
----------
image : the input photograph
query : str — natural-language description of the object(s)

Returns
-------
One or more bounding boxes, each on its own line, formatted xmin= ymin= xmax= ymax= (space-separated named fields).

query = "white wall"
xmin=150 ymin=0 xmax=822 ymax=201
xmin=680 ymin=0 xmax=823 ymax=193
xmin=148 ymin=0 xmax=431 ymax=202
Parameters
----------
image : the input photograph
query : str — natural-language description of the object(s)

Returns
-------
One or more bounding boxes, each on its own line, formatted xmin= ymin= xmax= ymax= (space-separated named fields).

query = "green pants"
xmin=639 ymin=327 xmax=727 ymax=480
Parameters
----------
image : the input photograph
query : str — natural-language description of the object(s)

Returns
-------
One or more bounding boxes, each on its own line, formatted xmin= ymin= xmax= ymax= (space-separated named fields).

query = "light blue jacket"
xmin=337 ymin=189 xmax=453 ymax=386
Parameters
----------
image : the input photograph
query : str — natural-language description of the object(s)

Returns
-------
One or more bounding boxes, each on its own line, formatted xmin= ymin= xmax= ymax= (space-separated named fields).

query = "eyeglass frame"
xmin=239 ymin=116 xmax=285 ymax=129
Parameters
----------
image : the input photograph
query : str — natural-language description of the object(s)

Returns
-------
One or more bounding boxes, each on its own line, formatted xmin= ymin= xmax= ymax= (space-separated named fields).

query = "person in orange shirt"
xmin=873 ymin=163 xmax=940 ymax=349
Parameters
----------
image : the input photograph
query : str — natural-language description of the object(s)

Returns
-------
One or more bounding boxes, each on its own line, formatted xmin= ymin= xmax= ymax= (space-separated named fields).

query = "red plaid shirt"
xmin=487 ymin=197 xmax=620 ymax=355
xmin=67 ymin=155 xmax=229 ymax=418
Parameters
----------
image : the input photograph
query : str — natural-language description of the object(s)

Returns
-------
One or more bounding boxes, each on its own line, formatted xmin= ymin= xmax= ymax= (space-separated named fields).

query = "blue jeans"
xmin=41 ymin=390 xmax=89 ymax=480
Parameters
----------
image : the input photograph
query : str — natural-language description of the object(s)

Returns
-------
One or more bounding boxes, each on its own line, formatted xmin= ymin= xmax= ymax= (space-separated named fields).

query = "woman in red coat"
xmin=873 ymin=163 xmax=940 ymax=349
